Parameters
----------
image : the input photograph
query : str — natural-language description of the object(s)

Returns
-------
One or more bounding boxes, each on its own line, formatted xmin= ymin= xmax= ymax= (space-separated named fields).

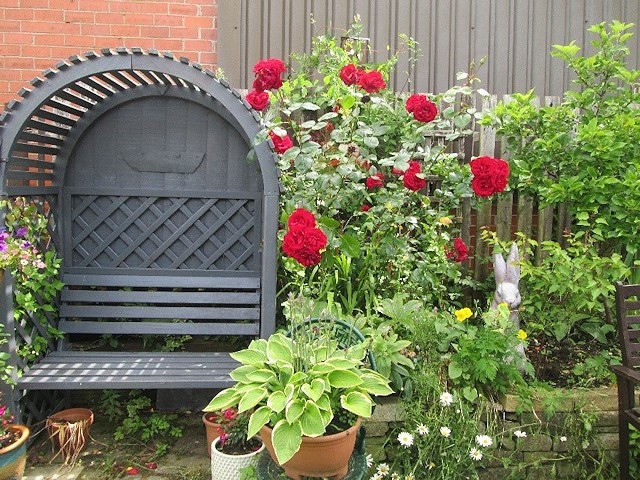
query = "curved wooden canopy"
xmin=0 ymin=47 xmax=278 ymax=197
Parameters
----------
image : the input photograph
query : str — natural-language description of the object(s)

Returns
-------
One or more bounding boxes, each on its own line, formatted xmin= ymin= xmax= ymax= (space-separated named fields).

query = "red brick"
xmin=110 ymin=25 xmax=142 ymax=37
xmin=153 ymin=39 xmax=183 ymax=52
xmin=77 ymin=0 xmax=110 ymax=12
xmin=169 ymin=4 xmax=198 ymax=16
xmin=5 ymin=56 xmax=35 ymax=70
xmin=140 ymin=26 xmax=170 ymax=38
xmin=184 ymin=39 xmax=214 ymax=53
xmin=6 ymin=8 xmax=34 ymax=20
xmin=80 ymin=23 xmax=111 ymax=36
xmin=169 ymin=27 xmax=197 ymax=39
xmin=95 ymin=13 xmax=127 ymax=25
xmin=0 ymin=0 xmax=20 ymax=7
xmin=4 ymin=32 xmax=34 ymax=44
xmin=136 ymin=2 xmax=169 ymax=15
xmin=2 ymin=19 xmax=20 ymax=32
xmin=64 ymin=11 xmax=95 ymax=24
xmin=20 ymin=0 xmax=46 ymax=7
xmin=122 ymin=14 xmax=156 ymax=26
xmin=50 ymin=0 xmax=79 ymax=9
xmin=185 ymin=16 xmax=213 ymax=28
xmin=0 ymin=44 xmax=21 ymax=56
xmin=154 ymin=14 xmax=184 ymax=27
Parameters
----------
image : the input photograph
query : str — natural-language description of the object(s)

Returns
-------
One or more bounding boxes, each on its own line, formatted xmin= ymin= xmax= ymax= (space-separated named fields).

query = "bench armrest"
xmin=611 ymin=365 xmax=640 ymax=384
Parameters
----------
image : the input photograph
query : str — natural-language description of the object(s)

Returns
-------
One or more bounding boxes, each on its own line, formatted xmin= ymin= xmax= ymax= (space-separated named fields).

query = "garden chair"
xmin=611 ymin=281 xmax=640 ymax=480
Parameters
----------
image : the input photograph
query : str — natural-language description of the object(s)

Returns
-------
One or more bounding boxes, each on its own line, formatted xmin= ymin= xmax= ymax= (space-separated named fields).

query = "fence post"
xmin=0 ymin=269 xmax=20 ymax=419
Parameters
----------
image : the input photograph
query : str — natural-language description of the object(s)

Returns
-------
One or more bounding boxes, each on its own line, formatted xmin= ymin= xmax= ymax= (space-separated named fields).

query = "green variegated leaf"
xmin=301 ymin=378 xmax=324 ymax=401
xmin=300 ymin=401 xmax=325 ymax=437
xmin=248 ymin=406 xmax=272 ymax=437
xmin=238 ymin=387 xmax=268 ymax=413
xmin=326 ymin=358 xmax=359 ymax=370
xmin=289 ymin=372 xmax=308 ymax=384
xmin=267 ymin=391 xmax=287 ymax=413
xmin=229 ymin=364 xmax=260 ymax=383
xmin=246 ymin=369 xmax=277 ymax=383
xmin=203 ymin=388 xmax=240 ymax=412
xmin=341 ymin=391 xmax=373 ymax=418
xmin=285 ymin=399 xmax=305 ymax=423
xmin=327 ymin=369 xmax=363 ymax=388
xmin=272 ymin=420 xmax=303 ymax=465
xmin=315 ymin=393 xmax=331 ymax=411
xmin=359 ymin=372 xmax=394 ymax=396
xmin=266 ymin=334 xmax=294 ymax=364
xmin=230 ymin=348 xmax=267 ymax=365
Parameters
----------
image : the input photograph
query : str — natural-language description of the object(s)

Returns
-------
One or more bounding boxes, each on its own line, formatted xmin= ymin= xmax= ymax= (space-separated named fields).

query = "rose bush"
xmin=248 ymin=24 xmax=508 ymax=315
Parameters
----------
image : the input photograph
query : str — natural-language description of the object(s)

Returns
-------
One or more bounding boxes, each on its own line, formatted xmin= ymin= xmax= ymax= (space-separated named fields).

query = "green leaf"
xmin=340 ymin=95 xmax=356 ymax=110
xmin=359 ymin=372 xmax=394 ymax=396
xmin=246 ymin=369 xmax=277 ymax=383
xmin=340 ymin=391 xmax=373 ymax=417
xmin=267 ymin=391 xmax=287 ymax=413
xmin=301 ymin=379 xmax=325 ymax=401
xmin=285 ymin=399 xmax=305 ymax=423
xmin=203 ymin=388 xmax=240 ymax=412
xmin=248 ymin=406 xmax=272 ymax=437
xmin=339 ymin=234 xmax=361 ymax=258
xmin=272 ymin=420 xmax=303 ymax=465
xmin=230 ymin=348 xmax=267 ymax=365
xmin=300 ymin=401 xmax=326 ymax=437
xmin=327 ymin=369 xmax=363 ymax=388
xmin=266 ymin=333 xmax=294 ymax=365
xmin=238 ymin=387 xmax=268 ymax=413
xmin=301 ymin=102 xmax=321 ymax=111
xmin=448 ymin=360 xmax=463 ymax=379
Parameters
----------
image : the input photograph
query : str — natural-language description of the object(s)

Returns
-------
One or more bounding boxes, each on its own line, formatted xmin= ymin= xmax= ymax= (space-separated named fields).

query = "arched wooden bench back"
xmin=0 ymin=48 xmax=279 ymax=422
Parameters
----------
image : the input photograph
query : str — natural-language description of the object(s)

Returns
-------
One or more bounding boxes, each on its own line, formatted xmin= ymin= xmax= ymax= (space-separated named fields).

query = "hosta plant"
xmin=204 ymin=332 xmax=393 ymax=465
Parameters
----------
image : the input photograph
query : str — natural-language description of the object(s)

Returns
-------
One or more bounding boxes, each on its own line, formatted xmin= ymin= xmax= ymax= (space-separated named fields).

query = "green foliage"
xmin=1 ymin=198 xmax=65 ymax=367
xmin=204 ymin=330 xmax=392 ymax=465
xmin=99 ymin=390 xmax=182 ymax=452
xmin=260 ymin=21 xmax=480 ymax=315
xmin=0 ymin=325 xmax=12 ymax=385
xmin=482 ymin=21 xmax=640 ymax=262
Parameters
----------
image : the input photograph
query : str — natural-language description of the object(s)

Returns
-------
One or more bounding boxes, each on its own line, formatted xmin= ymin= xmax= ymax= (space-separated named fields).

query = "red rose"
xmin=287 ymin=208 xmax=316 ymax=229
xmin=253 ymin=58 xmax=286 ymax=90
xmin=269 ymin=131 xmax=294 ymax=154
xmin=469 ymin=156 xmax=496 ymax=176
xmin=403 ymin=161 xmax=426 ymax=191
xmin=405 ymin=94 xmax=438 ymax=123
xmin=282 ymin=227 xmax=307 ymax=257
xmin=471 ymin=176 xmax=496 ymax=197
xmin=303 ymin=227 xmax=328 ymax=252
xmin=339 ymin=64 xmax=364 ymax=86
xmin=246 ymin=89 xmax=269 ymax=111
xmin=492 ymin=174 xmax=508 ymax=193
xmin=357 ymin=70 xmax=386 ymax=93
xmin=405 ymin=94 xmax=424 ymax=113
xmin=445 ymin=237 xmax=468 ymax=262
xmin=365 ymin=173 xmax=384 ymax=190
xmin=293 ymin=247 xmax=323 ymax=267
xmin=361 ymin=204 xmax=371 ymax=212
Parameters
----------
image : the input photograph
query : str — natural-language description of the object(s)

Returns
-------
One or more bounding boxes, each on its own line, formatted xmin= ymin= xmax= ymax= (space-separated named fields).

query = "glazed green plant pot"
xmin=0 ymin=424 xmax=29 ymax=480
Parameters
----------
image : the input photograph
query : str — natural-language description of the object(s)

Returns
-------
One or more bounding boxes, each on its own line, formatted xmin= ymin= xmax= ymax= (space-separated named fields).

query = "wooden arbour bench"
xmin=0 ymin=48 xmax=279 ymax=423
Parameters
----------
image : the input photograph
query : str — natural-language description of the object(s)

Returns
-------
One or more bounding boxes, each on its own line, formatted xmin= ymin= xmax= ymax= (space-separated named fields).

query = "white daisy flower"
xmin=439 ymin=391 xmax=454 ymax=407
xmin=397 ymin=431 xmax=414 ymax=447
xmin=514 ymin=430 xmax=527 ymax=438
xmin=469 ymin=447 xmax=483 ymax=461
xmin=475 ymin=434 xmax=493 ymax=447
xmin=417 ymin=424 xmax=429 ymax=435
xmin=406 ymin=474 xmax=415 ymax=480
xmin=366 ymin=454 xmax=374 ymax=468
xmin=370 ymin=474 xmax=382 ymax=480
xmin=377 ymin=463 xmax=390 ymax=476
xmin=560 ymin=436 xmax=567 ymax=442
xmin=391 ymin=474 xmax=401 ymax=480
xmin=439 ymin=426 xmax=451 ymax=437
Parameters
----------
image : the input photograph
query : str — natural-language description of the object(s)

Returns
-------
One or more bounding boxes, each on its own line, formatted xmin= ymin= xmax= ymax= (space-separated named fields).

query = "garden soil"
xmin=24 ymin=402 xmax=211 ymax=480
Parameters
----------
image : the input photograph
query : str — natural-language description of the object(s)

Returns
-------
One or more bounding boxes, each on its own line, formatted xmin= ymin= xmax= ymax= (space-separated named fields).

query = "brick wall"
xmin=0 ymin=0 xmax=218 ymax=107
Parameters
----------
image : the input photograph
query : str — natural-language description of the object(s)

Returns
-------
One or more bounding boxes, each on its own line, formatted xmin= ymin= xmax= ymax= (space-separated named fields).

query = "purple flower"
xmin=14 ymin=226 xmax=28 ymax=238
xmin=20 ymin=241 xmax=32 ymax=250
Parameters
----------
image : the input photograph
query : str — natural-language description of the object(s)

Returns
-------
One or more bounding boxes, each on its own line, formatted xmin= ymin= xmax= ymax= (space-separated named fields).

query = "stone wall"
xmin=364 ymin=388 xmax=620 ymax=479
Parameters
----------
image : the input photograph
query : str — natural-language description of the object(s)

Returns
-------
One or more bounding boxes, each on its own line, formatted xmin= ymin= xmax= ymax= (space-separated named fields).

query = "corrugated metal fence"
xmin=218 ymin=0 xmax=640 ymax=98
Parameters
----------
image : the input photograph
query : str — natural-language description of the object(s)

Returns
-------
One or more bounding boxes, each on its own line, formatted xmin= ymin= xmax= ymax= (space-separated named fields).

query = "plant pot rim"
xmin=211 ymin=436 xmax=265 ymax=459
xmin=46 ymin=407 xmax=94 ymax=425
xmin=260 ymin=416 xmax=362 ymax=445
xmin=0 ymin=424 xmax=29 ymax=455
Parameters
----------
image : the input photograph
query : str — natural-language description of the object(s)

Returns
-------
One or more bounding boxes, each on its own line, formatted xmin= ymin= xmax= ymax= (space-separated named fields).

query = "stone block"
xmin=365 ymin=436 xmax=388 ymax=462
xmin=574 ymin=387 xmax=617 ymax=412
xmin=371 ymin=395 xmax=403 ymax=423
xmin=525 ymin=465 xmax=558 ymax=480
xmin=363 ymin=420 xmax=389 ymax=437
xmin=478 ymin=467 xmax=515 ymax=479
xmin=519 ymin=433 xmax=553 ymax=452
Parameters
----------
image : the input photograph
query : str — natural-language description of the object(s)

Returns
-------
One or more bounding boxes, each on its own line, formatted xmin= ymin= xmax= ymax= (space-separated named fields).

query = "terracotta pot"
xmin=46 ymin=408 xmax=94 ymax=465
xmin=259 ymin=417 xmax=362 ymax=480
xmin=0 ymin=424 xmax=29 ymax=480
xmin=202 ymin=412 xmax=225 ymax=456
xmin=210 ymin=435 xmax=264 ymax=480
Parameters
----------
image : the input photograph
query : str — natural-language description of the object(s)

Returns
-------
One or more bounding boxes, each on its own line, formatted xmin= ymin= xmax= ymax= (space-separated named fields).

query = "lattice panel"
xmin=67 ymin=194 xmax=259 ymax=271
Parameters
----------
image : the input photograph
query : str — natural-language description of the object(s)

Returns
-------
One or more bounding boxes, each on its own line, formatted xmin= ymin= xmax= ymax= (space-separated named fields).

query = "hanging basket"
xmin=46 ymin=408 xmax=94 ymax=465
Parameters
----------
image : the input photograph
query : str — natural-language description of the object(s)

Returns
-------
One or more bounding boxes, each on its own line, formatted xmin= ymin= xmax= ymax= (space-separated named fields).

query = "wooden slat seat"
xmin=18 ymin=352 xmax=239 ymax=390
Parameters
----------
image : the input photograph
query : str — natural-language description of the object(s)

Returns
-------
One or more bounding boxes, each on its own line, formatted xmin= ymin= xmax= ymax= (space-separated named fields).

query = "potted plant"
xmin=202 ymin=408 xmax=234 ymax=456
xmin=204 ymin=328 xmax=393 ymax=479
xmin=0 ymin=400 xmax=29 ymax=479
xmin=209 ymin=408 xmax=265 ymax=480
xmin=46 ymin=407 xmax=94 ymax=465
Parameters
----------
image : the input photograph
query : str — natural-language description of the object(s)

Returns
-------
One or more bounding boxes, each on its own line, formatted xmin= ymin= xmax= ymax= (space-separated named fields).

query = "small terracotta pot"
xmin=259 ymin=417 xmax=362 ymax=480
xmin=46 ymin=408 xmax=94 ymax=465
xmin=0 ymin=424 xmax=29 ymax=479
xmin=202 ymin=413 xmax=225 ymax=456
